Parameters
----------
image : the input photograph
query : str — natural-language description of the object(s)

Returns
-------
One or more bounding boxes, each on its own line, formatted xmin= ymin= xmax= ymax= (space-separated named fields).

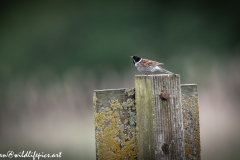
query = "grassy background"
xmin=1 ymin=1 xmax=240 ymax=159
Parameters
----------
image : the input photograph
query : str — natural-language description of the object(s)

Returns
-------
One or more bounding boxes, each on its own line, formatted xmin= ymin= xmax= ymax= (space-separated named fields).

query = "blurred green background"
xmin=1 ymin=1 xmax=240 ymax=160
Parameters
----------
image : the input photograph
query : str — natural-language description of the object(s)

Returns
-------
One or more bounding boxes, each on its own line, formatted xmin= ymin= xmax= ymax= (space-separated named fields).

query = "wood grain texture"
xmin=135 ymin=74 xmax=185 ymax=160
xmin=93 ymin=88 xmax=137 ymax=160
xmin=181 ymin=84 xmax=201 ymax=160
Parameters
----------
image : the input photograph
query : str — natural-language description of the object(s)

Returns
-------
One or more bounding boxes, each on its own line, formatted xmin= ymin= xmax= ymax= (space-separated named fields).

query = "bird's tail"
xmin=157 ymin=66 xmax=174 ymax=74
xmin=163 ymin=68 xmax=174 ymax=74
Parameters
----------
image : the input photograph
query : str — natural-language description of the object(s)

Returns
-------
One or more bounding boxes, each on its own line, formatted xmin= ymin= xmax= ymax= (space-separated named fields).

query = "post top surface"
xmin=94 ymin=88 xmax=133 ymax=92
xmin=181 ymin=84 xmax=197 ymax=86
xmin=135 ymin=74 xmax=180 ymax=77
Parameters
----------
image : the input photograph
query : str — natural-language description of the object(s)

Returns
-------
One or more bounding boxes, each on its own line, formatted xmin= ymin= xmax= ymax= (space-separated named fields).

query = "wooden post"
xmin=93 ymin=76 xmax=201 ymax=160
xmin=135 ymin=74 xmax=185 ymax=160
xmin=181 ymin=84 xmax=201 ymax=159
xmin=93 ymin=88 xmax=137 ymax=159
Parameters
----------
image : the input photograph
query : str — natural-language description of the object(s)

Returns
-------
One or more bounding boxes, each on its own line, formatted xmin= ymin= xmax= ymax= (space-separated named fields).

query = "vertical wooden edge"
xmin=181 ymin=84 xmax=201 ymax=160
xmin=93 ymin=91 xmax=97 ymax=158
xmin=135 ymin=76 xmax=155 ymax=160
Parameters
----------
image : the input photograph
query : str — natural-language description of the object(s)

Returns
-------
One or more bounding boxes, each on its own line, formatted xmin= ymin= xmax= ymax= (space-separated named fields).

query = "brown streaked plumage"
xmin=139 ymin=59 xmax=164 ymax=67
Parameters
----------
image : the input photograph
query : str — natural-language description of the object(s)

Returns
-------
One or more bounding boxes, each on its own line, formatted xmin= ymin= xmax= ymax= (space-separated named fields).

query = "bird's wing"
xmin=157 ymin=63 xmax=164 ymax=66
xmin=140 ymin=59 xmax=164 ymax=66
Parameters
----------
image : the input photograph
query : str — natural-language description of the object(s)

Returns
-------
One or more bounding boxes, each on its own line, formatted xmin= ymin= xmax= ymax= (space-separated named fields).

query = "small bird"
xmin=131 ymin=55 xmax=174 ymax=75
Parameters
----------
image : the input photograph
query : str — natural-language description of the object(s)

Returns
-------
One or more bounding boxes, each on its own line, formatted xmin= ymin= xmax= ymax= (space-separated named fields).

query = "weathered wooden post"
xmin=181 ymin=84 xmax=201 ymax=159
xmin=135 ymin=74 xmax=185 ymax=160
xmin=93 ymin=75 xmax=201 ymax=160
xmin=93 ymin=88 xmax=137 ymax=159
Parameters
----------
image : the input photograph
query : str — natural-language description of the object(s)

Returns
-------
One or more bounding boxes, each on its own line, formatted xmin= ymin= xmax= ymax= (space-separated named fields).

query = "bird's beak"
xmin=130 ymin=56 xmax=133 ymax=58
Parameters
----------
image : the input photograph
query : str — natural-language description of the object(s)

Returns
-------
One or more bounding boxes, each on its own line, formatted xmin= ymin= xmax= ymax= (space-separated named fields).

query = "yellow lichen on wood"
xmin=94 ymin=89 xmax=137 ymax=160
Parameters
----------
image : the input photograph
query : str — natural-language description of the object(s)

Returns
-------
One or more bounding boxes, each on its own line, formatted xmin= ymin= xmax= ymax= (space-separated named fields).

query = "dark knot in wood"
xmin=160 ymin=90 xmax=169 ymax=100
xmin=161 ymin=143 xmax=170 ymax=155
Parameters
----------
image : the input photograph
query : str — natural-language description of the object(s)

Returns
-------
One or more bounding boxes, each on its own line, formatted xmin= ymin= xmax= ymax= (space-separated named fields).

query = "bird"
xmin=131 ymin=55 xmax=174 ymax=75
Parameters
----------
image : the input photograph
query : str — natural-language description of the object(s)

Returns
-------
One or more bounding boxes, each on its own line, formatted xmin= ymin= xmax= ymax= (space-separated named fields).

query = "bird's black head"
xmin=131 ymin=55 xmax=141 ymax=64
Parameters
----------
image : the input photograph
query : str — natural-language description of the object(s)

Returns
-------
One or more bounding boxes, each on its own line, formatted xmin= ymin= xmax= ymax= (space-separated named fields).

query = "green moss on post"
xmin=135 ymin=74 xmax=185 ymax=160
xmin=135 ymin=76 xmax=155 ymax=159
